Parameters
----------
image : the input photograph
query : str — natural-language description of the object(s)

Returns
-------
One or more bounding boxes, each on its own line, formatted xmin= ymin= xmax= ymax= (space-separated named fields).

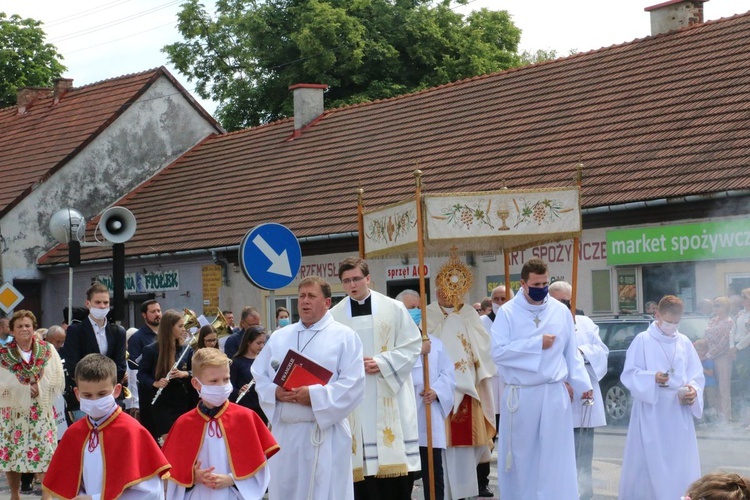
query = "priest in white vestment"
xmin=253 ymin=276 xmax=366 ymax=500
xmin=425 ymin=284 xmax=496 ymax=500
xmin=491 ymin=259 xmax=592 ymax=500
xmin=330 ymin=258 xmax=421 ymax=500
xmin=549 ymin=280 xmax=609 ymax=500
xmin=619 ymin=295 xmax=704 ymax=500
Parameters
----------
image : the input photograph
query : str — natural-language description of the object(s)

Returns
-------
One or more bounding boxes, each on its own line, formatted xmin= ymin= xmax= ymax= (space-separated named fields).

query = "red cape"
xmin=43 ymin=407 xmax=171 ymax=500
xmin=162 ymin=401 xmax=279 ymax=486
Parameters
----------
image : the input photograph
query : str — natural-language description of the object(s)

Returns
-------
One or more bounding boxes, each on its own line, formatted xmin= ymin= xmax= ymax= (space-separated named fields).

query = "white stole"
xmin=330 ymin=291 xmax=421 ymax=480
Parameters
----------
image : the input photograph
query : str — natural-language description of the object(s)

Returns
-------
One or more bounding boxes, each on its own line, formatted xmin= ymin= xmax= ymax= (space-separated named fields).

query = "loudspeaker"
xmin=98 ymin=207 xmax=137 ymax=244
xmin=49 ymin=208 xmax=85 ymax=244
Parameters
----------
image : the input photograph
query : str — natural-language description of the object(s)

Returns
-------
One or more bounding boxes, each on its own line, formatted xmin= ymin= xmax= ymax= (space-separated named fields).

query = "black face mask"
xmin=560 ymin=299 xmax=572 ymax=310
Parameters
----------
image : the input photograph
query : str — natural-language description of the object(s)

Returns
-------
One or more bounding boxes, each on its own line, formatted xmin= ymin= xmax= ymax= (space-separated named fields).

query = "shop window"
xmin=642 ymin=262 xmax=696 ymax=312
xmin=591 ymin=270 xmax=613 ymax=314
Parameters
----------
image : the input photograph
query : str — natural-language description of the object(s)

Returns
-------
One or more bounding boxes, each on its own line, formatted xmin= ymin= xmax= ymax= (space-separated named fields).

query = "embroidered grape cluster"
xmin=532 ymin=202 xmax=548 ymax=224
xmin=459 ymin=207 xmax=474 ymax=228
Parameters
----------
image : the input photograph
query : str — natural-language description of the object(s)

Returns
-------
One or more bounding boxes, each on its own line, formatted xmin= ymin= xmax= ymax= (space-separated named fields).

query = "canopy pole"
xmin=504 ymin=251 xmax=511 ymax=301
xmin=570 ymin=162 xmax=584 ymax=319
xmin=414 ymin=169 xmax=435 ymax=500
xmin=357 ymin=187 xmax=365 ymax=259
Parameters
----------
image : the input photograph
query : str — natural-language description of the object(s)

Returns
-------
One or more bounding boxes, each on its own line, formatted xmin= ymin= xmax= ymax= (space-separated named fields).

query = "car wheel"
xmin=604 ymin=381 xmax=631 ymax=425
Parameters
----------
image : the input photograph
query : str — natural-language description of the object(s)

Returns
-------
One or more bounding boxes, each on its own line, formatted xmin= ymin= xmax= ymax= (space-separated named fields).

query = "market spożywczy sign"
xmin=606 ymin=219 xmax=750 ymax=265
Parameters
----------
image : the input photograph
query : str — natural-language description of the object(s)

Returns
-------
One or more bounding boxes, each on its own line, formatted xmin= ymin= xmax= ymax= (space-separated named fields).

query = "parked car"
xmin=592 ymin=314 xmax=710 ymax=425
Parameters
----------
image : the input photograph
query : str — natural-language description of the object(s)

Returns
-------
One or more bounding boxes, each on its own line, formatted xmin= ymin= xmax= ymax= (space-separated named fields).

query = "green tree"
xmin=0 ymin=13 xmax=66 ymax=108
xmin=164 ymin=0 xmax=522 ymax=130
xmin=519 ymin=48 xmax=578 ymax=65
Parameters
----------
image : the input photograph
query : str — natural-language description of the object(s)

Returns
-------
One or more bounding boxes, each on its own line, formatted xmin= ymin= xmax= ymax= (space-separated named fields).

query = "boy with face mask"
xmin=162 ymin=348 xmax=279 ymax=499
xmin=619 ymin=295 xmax=705 ymax=500
xmin=43 ymin=354 xmax=170 ymax=499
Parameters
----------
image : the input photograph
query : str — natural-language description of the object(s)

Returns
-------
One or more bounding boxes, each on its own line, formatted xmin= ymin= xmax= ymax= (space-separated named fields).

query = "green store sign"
xmin=607 ymin=220 xmax=750 ymax=265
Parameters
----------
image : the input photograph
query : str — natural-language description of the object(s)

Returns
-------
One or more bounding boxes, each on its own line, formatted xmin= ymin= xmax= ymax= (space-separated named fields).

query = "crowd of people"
xmin=0 ymin=258 xmax=748 ymax=499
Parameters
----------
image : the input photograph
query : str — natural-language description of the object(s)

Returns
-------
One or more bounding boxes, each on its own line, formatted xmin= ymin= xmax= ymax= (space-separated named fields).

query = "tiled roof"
xmin=40 ymin=11 xmax=750 ymax=264
xmin=0 ymin=67 xmax=217 ymax=218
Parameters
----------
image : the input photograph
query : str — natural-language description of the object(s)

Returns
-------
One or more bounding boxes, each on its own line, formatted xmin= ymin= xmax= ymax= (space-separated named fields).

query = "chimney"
xmin=645 ymin=0 xmax=706 ymax=36
xmin=16 ymin=87 xmax=51 ymax=115
xmin=53 ymin=78 xmax=73 ymax=105
xmin=289 ymin=83 xmax=328 ymax=136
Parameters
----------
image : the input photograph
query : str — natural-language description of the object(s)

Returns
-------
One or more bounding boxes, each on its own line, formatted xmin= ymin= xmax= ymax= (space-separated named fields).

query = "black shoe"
xmin=478 ymin=485 xmax=494 ymax=497
xmin=20 ymin=484 xmax=34 ymax=493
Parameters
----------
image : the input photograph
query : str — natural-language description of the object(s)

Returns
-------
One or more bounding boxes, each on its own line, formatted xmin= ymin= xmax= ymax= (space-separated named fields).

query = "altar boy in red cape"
xmin=43 ymin=354 xmax=170 ymax=499
xmin=162 ymin=347 xmax=279 ymax=499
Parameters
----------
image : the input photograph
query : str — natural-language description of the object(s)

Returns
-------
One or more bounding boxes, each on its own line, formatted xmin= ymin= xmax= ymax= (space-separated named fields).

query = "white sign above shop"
xmin=96 ymin=270 xmax=180 ymax=293
xmin=386 ymin=264 xmax=430 ymax=281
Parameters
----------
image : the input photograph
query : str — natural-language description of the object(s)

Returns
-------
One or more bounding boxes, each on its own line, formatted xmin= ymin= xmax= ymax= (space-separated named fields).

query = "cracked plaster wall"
xmin=1 ymin=76 xmax=217 ymax=283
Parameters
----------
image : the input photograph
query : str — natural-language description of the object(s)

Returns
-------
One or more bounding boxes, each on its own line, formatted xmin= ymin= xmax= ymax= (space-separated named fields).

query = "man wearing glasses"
xmin=331 ymin=257 xmax=422 ymax=500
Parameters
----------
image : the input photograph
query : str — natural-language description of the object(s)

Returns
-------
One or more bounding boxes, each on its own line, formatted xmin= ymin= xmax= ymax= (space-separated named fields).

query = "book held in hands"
xmin=273 ymin=349 xmax=333 ymax=389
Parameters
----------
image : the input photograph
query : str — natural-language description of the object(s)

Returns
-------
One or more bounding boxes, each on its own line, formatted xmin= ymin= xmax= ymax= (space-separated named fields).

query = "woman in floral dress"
xmin=0 ymin=310 xmax=64 ymax=500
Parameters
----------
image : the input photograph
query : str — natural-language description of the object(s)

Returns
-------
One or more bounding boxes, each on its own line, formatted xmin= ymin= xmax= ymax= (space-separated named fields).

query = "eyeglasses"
xmin=342 ymin=276 xmax=366 ymax=285
xmin=205 ymin=338 xmax=218 ymax=344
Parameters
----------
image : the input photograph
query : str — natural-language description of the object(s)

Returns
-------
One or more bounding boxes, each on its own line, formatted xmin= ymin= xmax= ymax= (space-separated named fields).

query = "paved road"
xmin=2 ymin=424 xmax=748 ymax=499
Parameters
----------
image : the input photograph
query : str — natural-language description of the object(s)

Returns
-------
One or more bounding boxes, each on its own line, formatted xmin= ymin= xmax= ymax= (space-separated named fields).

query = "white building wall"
xmin=2 ymin=76 xmax=218 ymax=282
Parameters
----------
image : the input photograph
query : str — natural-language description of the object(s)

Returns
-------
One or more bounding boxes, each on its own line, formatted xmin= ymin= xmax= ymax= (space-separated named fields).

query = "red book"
xmin=273 ymin=349 xmax=333 ymax=389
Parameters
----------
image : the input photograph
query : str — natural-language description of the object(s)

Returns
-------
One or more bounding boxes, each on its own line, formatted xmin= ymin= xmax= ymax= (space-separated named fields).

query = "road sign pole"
xmin=269 ymin=289 xmax=275 ymax=327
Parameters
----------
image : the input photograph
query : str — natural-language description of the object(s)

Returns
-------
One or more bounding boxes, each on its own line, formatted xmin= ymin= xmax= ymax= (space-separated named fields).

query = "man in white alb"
xmin=491 ymin=258 xmax=592 ymax=500
xmin=330 ymin=257 xmax=422 ymax=500
xmin=252 ymin=276 xmax=366 ymax=500
xmin=549 ymin=280 xmax=608 ymax=500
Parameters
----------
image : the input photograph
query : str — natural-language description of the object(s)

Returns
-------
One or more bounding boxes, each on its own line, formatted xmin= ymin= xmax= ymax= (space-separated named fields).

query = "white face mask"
xmin=89 ymin=307 xmax=109 ymax=321
xmin=492 ymin=303 xmax=501 ymax=314
xmin=198 ymin=380 xmax=233 ymax=407
xmin=79 ymin=392 xmax=116 ymax=420
xmin=659 ymin=320 xmax=679 ymax=337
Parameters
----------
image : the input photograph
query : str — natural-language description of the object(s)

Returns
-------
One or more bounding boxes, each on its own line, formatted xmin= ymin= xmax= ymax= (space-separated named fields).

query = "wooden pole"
xmin=570 ymin=162 xmax=584 ymax=319
xmin=414 ymin=169 xmax=435 ymax=500
xmin=357 ymin=187 xmax=365 ymax=259
xmin=504 ymin=251 xmax=511 ymax=302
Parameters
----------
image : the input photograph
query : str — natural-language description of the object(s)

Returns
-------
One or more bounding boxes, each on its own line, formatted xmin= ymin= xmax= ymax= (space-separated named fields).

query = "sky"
xmin=4 ymin=0 xmax=750 ymax=116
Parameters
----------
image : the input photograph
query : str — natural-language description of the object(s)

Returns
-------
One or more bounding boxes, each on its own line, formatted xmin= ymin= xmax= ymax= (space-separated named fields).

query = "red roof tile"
xmin=0 ymin=67 xmax=218 ymax=218
xmin=40 ymin=12 xmax=750 ymax=265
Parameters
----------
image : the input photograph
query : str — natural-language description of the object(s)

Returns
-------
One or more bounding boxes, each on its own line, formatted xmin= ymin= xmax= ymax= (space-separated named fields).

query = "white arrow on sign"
xmin=252 ymin=234 xmax=293 ymax=277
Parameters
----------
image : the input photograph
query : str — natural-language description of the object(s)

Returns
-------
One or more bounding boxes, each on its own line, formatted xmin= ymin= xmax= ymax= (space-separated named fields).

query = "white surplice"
xmin=491 ymin=293 xmax=591 ymax=500
xmin=573 ymin=315 xmax=608 ymax=428
xmin=412 ymin=335 xmax=455 ymax=449
xmin=425 ymin=303 xmax=496 ymax=500
xmin=330 ymin=291 xmax=422 ymax=478
xmin=81 ymin=435 xmax=164 ymax=500
xmin=481 ymin=314 xmax=504 ymax=416
xmin=166 ymin=424 xmax=269 ymax=500
xmin=252 ymin=312 xmax=365 ymax=500
xmin=618 ymin=322 xmax=705 ymax=500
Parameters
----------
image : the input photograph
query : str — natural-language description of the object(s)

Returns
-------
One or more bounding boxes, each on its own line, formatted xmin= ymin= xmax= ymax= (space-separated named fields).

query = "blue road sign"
xmin=239 ymin=223 xmax=302 ymax=290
